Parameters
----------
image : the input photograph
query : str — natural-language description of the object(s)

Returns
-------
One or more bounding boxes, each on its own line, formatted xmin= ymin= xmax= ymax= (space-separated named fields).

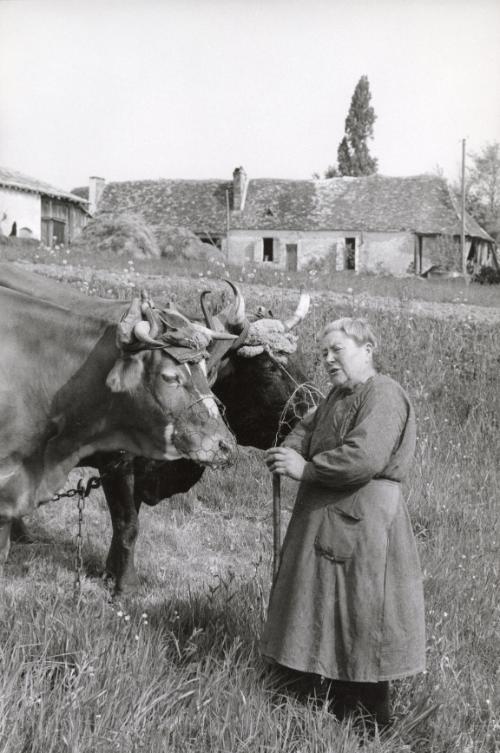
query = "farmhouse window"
xmin=263 ymin=237 xmax=274 ymax=262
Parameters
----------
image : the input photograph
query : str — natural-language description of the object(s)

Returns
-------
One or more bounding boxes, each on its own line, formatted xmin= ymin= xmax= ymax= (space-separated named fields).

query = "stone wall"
xmin=226 ymin=229 xmax=361 ymax=271
xmin=226 ymin=228 xmax=415 ymax=276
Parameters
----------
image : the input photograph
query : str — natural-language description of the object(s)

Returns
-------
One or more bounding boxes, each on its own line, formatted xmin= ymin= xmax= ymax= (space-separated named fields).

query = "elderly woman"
xmin=262 ymin=318 xmax=425 ymax=724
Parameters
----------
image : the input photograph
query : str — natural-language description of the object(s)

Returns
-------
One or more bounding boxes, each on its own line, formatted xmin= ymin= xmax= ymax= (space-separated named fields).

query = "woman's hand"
xmin=265 ymin=447 xmax=306 ymax=481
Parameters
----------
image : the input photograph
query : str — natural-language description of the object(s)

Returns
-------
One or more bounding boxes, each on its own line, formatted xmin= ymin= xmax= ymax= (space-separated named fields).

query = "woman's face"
xmin=321 ymin=329 xmax=374 ymax=387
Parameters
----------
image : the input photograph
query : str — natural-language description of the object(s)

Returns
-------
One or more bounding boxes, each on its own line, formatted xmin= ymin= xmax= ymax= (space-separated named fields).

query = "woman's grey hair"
xmin=320 ymin=318 xmax=378 ymax=351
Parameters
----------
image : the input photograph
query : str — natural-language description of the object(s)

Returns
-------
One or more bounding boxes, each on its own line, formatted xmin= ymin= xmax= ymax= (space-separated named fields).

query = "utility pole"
xmin=225 ymin=189 xmax=231 ymax=262
xmin=461 ymin=138 xmax=468 ymax=282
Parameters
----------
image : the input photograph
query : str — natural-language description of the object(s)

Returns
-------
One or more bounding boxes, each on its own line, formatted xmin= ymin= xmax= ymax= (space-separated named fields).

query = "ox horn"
xmin=140 ymin=290 xmax=160 ymax=340
xmin=191 ymin=322 xmax=238 ymax=341
xmin=200 ymin=290 xmax=215 ymax=329
xmin=222 ymin=279 xmax=247 ymax=334
xmin=142 ymin=305 xmax=160 ymax=340
xmin=283 ymin=291 xmax=311 ymax=331
xmin=133 ymin=320 xmax=163 ymax=346
xmin=159 ymin=303 xmax=237 ymax=342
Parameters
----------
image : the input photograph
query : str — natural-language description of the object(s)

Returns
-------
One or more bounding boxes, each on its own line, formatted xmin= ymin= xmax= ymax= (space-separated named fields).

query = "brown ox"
xmin=0 ymin=280 xmax=237 ymax=568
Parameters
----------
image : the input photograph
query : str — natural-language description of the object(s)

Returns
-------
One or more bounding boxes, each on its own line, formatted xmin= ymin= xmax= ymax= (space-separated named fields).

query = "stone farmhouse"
xmin=84 ymin=168 xmax=495 ymax=275
xmin=0 ymin=167 xmax=89 ymax=247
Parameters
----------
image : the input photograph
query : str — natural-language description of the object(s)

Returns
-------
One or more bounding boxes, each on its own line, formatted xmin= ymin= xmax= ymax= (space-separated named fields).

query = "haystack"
xmin=155 ymin=224 xmax=219 ymax=260
xmin=72 ymin=213 xmax=160 ymax=258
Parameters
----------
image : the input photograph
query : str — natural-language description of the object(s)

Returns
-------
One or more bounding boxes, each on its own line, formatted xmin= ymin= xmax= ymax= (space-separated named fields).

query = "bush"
xmin=472 ymin=265 xmax=500 ymax=284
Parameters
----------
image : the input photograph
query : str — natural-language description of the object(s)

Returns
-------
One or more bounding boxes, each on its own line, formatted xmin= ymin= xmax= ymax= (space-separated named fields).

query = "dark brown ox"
xmin=0 ymin=275 xmax=237 ymax=569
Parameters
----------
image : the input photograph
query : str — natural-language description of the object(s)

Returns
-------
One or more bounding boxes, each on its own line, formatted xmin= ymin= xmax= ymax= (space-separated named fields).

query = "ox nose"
xmin=214 ymin=436 xmax=238 ymax=467
xmin=218 ymin=438 xmax=235 ymax=459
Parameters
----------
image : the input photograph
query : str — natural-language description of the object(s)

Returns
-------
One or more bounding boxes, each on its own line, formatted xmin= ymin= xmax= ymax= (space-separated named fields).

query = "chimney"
xmin=89 ymin=176 xmax=105 ymax=215
xmin=232 ymin=167 xmax=247 ymax=212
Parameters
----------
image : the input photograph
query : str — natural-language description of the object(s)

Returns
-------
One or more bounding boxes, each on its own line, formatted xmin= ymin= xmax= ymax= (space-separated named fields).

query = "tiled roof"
xmin=99 ymin=179 xmax=231 ymax=234
xmin=96 ymin=174 xmax=492 ymax=240
xmin=0 ymin=166 xmax=88 ymax=205
xmin=234 ymin=175 xmax=492 ymax=239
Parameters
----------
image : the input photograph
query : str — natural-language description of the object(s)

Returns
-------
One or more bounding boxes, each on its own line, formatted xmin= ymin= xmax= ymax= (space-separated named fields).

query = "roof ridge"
xmin=0 ymin=165 xmax=87 ymax=204
xmin=106 ymin=177 xmax=231 ymax=185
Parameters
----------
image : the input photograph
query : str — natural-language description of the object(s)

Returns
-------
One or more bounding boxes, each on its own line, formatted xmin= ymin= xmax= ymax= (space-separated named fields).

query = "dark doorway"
xmin=52 ymin=220 xmax=66 ymax=245
xmin=263 ymin=237 xmax=274 ymax=262
xmin=346 ymin=238 xmax=356 ymax=270
xmin=415 ymin=236 xmax=423 ymax=274
xmin=286 ymin=244 xmax=298 ymax=271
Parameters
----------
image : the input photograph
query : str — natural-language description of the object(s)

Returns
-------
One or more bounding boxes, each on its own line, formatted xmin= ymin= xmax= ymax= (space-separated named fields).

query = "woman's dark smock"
xmin=260 ymin=374 xmax=426 ymax=682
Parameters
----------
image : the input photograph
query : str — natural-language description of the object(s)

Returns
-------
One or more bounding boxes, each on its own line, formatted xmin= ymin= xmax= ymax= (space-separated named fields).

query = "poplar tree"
xmin=325 ymin=75 xmax=378 ymax=178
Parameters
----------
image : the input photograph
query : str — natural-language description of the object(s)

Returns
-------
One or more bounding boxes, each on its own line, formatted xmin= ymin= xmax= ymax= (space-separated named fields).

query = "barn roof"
xmin=95 ymin=173 xmax=492 ymax=241
xmin=97 ymin=179 xmax=230 ymax=235
xmin=0 ymin=167 xmax=88 ymax=205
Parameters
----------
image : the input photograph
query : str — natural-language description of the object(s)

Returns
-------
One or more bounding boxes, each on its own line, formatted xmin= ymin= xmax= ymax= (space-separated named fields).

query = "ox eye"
xmin=161 ymin=372 xmax=181 ymax=386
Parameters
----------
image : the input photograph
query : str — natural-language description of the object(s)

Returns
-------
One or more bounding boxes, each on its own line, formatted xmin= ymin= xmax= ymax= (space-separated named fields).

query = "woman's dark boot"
xmin=357 ymin=681 xmax=392 ymax=726
xmin=328 ymin=680 xmax=392 ymax=726
xmin=327 ymin=680 xmax=361 ymax=719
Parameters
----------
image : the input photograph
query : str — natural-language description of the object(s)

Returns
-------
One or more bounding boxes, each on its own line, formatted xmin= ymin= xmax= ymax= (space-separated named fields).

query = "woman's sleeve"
xmin=281 ymin=407 xmax=319 ymax=455
xmin=302 ymin=380 xmax=409 ymax=488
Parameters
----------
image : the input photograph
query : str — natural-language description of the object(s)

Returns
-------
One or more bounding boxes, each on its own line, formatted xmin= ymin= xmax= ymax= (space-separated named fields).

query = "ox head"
xmin=105 ymin=293 xmax=238 ymax=468
xmin=201 ymin=282 xmax=314 ymax=449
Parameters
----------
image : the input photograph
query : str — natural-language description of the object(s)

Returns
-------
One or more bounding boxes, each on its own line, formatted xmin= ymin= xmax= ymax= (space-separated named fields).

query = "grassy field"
xmin=2 ymin=235 xmax=500 ymax=309
xmin=0 ymin=243 xmax=499 ymax=752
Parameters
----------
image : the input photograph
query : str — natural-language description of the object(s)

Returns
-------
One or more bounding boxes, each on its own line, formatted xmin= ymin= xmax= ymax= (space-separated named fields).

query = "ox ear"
xmin=106 ymin=354 xmax=145 ymax=393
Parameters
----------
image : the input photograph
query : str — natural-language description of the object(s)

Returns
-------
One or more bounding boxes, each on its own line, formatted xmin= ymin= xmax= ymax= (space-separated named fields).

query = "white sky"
xmin=1 ymin=0 xmax=499 ymax=191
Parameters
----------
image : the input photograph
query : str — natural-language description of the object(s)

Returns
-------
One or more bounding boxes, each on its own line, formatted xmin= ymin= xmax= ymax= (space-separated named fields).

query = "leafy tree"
xmin=336 ymin=137 xmax=351 ymax=176
xmin=465 ymin=142 xmax=500 ymax=242
xmin=323 ymin=164 xmax=338 ymax=178
xmin=325 ymin=76 xmax=378 ymax=178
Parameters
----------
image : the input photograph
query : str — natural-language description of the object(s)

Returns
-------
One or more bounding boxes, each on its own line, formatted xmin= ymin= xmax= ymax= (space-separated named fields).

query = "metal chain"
xmin=50 ymin=487 xmax=80 ymax=502
xmin=67 ymin=458 xmax=131 ymax=602
xmin=73 ymin=480 xmax=86 ymax=601
xmin=47 ymin=452 xmax=132 ymax=504
xmin=72 ymin=475 xmax=103 ymax=602
xmin=22 ymin=454 xmax=131 ymax=601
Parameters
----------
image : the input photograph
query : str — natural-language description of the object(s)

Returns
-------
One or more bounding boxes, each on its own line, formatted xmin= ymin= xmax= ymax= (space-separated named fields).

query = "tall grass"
xmin=0 ymin=261 xmax=499 ymax=752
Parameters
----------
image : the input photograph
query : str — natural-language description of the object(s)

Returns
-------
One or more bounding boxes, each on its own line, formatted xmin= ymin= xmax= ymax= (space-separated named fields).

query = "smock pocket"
xmin=314 ymin=503 xmax=363 ymax=563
